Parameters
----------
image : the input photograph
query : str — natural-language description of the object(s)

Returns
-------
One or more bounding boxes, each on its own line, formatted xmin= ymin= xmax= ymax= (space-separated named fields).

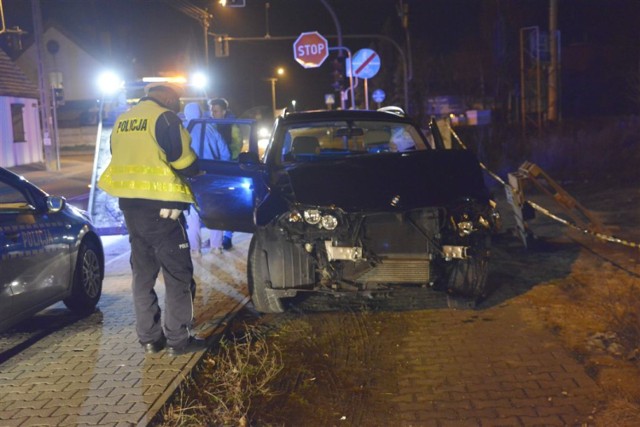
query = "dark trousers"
xmin=123 ymin=208 xmax=195 ymax=348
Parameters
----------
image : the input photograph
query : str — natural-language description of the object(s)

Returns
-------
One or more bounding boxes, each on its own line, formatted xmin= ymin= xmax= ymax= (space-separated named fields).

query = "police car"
xmin=0 ymin=167 xmax=104 ymax=332
xmin=190 ymin=108 xmax=500 ymax=313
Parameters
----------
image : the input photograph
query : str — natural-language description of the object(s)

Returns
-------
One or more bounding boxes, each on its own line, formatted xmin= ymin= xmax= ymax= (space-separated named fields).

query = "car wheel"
xmin=445 ymin=236 xmax=490 ymax=298
xmin=248 ymin=231 xmax=285 ymax=313
xmin=63 ymin=239 xmax=103 ymax=314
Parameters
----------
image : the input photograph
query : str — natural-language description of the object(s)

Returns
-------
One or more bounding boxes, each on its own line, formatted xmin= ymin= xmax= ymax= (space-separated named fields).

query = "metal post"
xmin=202 ymin=14 xmax=209 ymax=69
xmin=364 ymin=78 xmax=369 ymax=110
xmin=87 ymin=99 xmax=104 ymax=220
xmin=519 ymin=28 xmax=526 ymax=136
xmin=269 ymin=78 xmax=277 ymax=118
xmin=548 ymin=0 xmax=558 ymax=122
xmin=51 ymin=87 xmax=61 ymax=170
xmin=31 ymin=0 xmax=59 ymax=171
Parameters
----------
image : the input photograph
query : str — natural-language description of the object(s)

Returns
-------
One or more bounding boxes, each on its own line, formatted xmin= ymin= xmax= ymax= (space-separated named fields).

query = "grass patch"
xmin=156 ymin=325 xmax=282 ymax=426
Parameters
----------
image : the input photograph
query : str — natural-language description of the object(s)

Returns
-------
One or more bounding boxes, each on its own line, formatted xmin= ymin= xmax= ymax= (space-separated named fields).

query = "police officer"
xmin=98 ymin=82 xmax=207 ymax=356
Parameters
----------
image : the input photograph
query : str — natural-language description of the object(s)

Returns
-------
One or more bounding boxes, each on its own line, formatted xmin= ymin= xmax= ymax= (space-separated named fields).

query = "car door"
xmin=187 ymin=118 xmax=265 ymax=233
xmin=0 ymin=176 xmax=71 ymax=328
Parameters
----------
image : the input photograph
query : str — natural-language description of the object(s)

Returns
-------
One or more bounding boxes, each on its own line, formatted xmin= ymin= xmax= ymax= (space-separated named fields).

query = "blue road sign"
xmin=372 ymin=89 xmax=385 ymax=103
xmin=350 ymin=48 xmax=380 ymax=79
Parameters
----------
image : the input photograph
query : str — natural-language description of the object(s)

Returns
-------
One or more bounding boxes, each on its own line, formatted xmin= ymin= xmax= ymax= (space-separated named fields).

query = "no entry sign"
xmin=293 ymin=31 xmax=329 ymax=69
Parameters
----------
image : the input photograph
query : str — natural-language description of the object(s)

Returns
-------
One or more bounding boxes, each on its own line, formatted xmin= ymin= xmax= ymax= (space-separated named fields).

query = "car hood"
xmin=284 ymin=150 xmax=490 ymax=211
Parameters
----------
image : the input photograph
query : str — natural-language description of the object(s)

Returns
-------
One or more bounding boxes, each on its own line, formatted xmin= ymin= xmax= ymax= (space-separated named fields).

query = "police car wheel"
xmin=63 ymin=239 xmax=103 ymax=314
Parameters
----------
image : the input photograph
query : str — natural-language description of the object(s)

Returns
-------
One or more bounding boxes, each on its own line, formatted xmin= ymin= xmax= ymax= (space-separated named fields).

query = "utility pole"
xmin=166 ymin=0 xmax=213 ymax=71
xmin=268 ymin=77 xmax=277 ymax=117
xmin=547 ymin=0 xmax=559 ymax=122
xmin=31 ymin=0 xmax=59 ymax=171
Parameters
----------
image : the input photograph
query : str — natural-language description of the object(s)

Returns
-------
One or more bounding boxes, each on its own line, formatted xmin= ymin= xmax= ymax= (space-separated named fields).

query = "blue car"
xmin=0 ymin=167 xmax=104 ymax=332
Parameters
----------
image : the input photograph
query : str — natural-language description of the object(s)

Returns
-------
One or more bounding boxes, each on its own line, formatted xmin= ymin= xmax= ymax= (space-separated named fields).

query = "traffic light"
xmin=53 ymin=87 xmax=64 ymax=106
xmin=214 ymin=35 xmax=229 ymax=57
xmin=330 ymin=57 xmax=345 ymax=92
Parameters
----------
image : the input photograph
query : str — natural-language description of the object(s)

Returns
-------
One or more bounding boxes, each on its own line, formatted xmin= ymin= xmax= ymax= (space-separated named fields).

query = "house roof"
xmin=17 ymin=20 xmax=106 ymax=66
xmin=0 ymin=48 xmax=39 ymax=99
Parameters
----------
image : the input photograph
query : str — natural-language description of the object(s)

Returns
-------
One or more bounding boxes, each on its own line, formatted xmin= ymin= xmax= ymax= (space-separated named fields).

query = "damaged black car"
xmin=189 ymin=108 xmax=500 ymax=313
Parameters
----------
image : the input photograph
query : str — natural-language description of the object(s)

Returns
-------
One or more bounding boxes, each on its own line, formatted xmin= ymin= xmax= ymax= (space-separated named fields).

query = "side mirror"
xmin=238 ymin=151 xmax=260 ymax=164
xmin=47 ymin=196 xmax=66 ymax=213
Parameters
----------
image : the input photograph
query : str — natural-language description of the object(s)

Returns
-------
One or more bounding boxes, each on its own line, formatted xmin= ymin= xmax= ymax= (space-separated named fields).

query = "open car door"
xmin=187 ymin=118 xmax=265 ymax=233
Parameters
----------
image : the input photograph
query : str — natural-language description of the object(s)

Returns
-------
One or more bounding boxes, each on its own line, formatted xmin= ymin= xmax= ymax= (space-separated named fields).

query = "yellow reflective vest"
xmin=98 ymin=100 xmax=196 ymax=204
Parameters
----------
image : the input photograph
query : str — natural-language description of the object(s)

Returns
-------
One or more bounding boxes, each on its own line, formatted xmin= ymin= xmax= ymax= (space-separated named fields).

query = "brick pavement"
xmin=0 ymin=228 xmax=252 ymax=426
xmin=384 ymin=303 xmax=603 ymax=427
xmin=2 ymin=153 xmax=613 ymax=426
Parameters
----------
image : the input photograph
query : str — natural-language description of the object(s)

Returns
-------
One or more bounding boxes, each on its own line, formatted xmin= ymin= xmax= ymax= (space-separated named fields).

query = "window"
xmin=0 ymin=180 xmax=32 ymax=211
xmin=10 ymin=104 xmax=26 ymax=143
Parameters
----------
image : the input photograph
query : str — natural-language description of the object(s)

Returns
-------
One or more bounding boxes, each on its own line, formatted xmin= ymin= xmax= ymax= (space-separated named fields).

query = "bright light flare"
xmin=191 ymin=72 xmax=208 ymax=89
xmin=97 ymin=71 xmax=124 ymax=95
xmin=258 ymin=127 xmax=270 ymax=139
xmin=142 ymin=76 xmax=187 ymax=84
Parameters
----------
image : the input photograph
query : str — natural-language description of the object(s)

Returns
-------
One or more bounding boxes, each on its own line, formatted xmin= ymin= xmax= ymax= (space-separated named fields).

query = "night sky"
xmin=2 ymin=0 xmax=639 ymax=117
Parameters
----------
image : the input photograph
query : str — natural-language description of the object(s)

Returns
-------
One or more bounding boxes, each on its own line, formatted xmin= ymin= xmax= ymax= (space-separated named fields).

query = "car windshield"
xmin=276 ymin=120 xmax=428 ymax=162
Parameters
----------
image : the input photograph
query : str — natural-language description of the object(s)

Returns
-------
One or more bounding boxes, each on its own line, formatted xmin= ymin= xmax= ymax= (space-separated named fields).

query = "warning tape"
xmin=447 ymin=125 xmax=640 ymax=250
xmin=526 ymin=200 xmax=640 ymax=249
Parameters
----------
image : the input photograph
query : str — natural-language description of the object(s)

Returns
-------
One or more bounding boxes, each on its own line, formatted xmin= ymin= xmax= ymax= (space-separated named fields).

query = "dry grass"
xmin=604 ymin=282 xmax=640 ymax=351
xmin=156 ymin=326 xmax=283 ymax=426
xmin=522 ymin=250 xmax=640 ymax=424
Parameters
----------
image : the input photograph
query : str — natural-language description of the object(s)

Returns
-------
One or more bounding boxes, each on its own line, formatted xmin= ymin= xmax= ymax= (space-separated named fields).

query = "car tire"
xmin=248 ymin=231 xmax=285 ymax=313
xmin=445 ymin=236 xmax=490 ymax=298
xmin=63 ymin=239 xmax=103 ymax=314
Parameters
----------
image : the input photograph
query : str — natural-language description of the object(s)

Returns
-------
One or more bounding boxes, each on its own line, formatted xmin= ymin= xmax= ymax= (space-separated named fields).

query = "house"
xmin=15 ymin=24 xmax=105 ymax=126
xmin=0 ymin=48 xmax=42 ymax=168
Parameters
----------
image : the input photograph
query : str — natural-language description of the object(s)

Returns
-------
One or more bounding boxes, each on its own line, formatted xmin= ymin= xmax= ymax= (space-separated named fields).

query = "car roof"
xmin=279 ymin=109 xmax=416 ymax=125
xmin=0 ymin=166 xmax=25 ymax=183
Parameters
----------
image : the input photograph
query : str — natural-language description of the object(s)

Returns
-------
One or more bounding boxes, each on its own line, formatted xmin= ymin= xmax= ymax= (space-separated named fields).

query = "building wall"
xmin=0 ymin=96 xmax=43 ymax=167
xmin=16 ymin=27 xmax=103 ymax=102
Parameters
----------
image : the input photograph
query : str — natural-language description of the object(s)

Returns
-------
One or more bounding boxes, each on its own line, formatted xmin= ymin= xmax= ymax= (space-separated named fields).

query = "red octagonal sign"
xmin=293 ymin=31 xmax=329 ymax=69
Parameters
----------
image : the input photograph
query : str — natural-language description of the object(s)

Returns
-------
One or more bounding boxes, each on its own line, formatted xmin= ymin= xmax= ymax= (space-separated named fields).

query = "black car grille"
xmin=355 ymin=257 xmax=431 ymax=284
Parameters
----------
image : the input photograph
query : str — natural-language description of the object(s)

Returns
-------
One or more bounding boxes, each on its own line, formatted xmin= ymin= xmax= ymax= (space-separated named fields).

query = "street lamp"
xmin=291 ymin=99 xmax=297 ymax=111
xmin=267 ymin=67 xmax=284 ymax=118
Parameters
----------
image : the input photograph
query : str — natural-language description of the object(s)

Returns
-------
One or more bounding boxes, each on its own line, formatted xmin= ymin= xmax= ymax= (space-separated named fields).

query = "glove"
xmin=159 ymin=208 xmax=182 ymax=220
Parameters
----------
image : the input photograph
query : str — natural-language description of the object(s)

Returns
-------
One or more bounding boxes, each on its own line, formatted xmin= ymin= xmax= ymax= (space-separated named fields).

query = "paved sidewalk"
xmin=1 ymin=157 xmax=252 ymax=425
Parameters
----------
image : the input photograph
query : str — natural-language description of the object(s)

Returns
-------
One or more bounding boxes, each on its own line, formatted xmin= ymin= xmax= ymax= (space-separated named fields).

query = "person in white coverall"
xmin=183 ymin=102 xmax=231 ymax=256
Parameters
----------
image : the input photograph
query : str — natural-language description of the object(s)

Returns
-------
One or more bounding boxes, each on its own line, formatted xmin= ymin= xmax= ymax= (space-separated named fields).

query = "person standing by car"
xmin=183 ymin=101 xmax=230 ymax=255
xmin=208 ymin=97 xmax=241 ymax=250
xmin=208 ymin=97 xmax=242 ymax=159
xmin=98 ymin=82 xmax=208 ymax=356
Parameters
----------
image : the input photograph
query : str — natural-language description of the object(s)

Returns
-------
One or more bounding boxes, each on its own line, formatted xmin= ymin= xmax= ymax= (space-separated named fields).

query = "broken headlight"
xmin=448 ymin=198 xmax=500 ymax=237
xmin=321 ymin=214 xmax=338 ymax=230
xmin=287 ymin=206 xmax=341 ymax=231
xmin=303 ymin=209 xmax=322 ymax=225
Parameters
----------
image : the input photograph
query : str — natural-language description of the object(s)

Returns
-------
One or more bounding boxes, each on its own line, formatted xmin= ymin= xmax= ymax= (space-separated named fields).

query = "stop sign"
xmin=293 ymin=31 xmax=329 ymax=69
